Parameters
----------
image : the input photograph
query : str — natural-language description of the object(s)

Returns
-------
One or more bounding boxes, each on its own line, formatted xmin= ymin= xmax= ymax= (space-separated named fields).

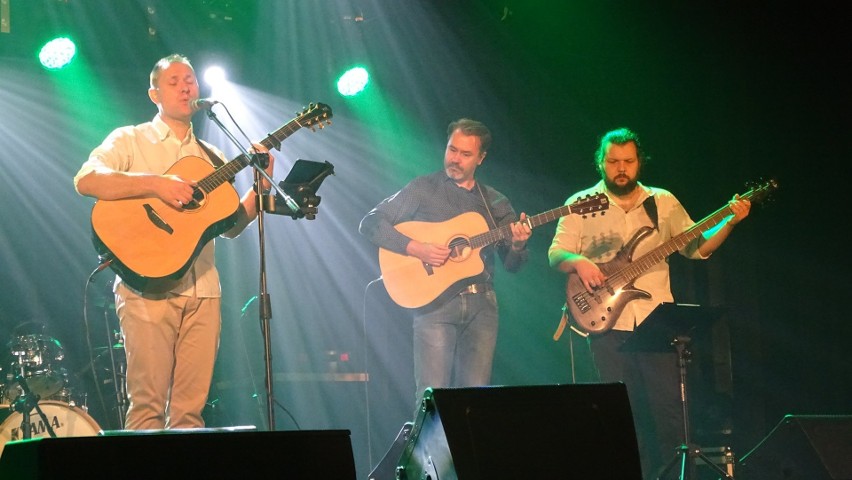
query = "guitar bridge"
xmin=143 ymin=203 xmax=174 ymax=234
xmin=572 ymin=292 xmax=591 ymax=313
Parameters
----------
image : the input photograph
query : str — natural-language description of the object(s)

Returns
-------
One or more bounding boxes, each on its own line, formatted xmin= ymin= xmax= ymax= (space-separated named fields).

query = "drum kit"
xmin=0 ymin=327 xmax=106 ymax=457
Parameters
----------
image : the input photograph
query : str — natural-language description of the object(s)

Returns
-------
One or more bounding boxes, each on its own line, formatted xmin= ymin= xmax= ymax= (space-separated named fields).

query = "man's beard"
xmin=604 ymin=175 xmax=639 ymax=196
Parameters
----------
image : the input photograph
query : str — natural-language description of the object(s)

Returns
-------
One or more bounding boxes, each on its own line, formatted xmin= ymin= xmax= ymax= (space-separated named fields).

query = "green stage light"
xmin=337 ymin=66 xmax=369 ymax=97
xmin=39 ymin=37 xmax=76 ymax=70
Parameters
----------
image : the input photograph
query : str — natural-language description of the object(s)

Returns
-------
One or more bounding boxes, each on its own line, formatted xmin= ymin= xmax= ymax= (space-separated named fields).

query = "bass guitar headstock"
xmin=742 ymin=177 xmax=779 ymax=205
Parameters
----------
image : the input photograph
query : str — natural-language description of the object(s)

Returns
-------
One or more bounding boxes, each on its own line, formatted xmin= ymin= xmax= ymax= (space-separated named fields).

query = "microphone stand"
xmin=253 ymin=167 xmax=275 ymax=430
xmin=203 ymin=107 xmax=299 ymax=431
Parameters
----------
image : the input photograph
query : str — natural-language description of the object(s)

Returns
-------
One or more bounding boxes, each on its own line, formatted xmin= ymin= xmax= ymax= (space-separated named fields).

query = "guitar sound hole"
xmin=185 ymin=189 xmax=206 ymax=211
xmin=448 ymin=237 xmax=471 ymax=262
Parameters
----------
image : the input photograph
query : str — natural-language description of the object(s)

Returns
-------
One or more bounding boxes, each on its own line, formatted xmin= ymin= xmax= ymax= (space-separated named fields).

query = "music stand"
xmin=262 ymin=159 xmax=334 ymax=219
xmin=620 ymin=302 xmax=733 ymax=480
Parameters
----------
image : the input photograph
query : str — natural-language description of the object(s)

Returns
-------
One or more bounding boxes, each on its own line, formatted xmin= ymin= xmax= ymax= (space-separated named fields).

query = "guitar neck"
xmin=616 ymin=186 xmax=766 ymax=284
xmin=469 ymin=204 xmax=576 ymax=249
xmin=192 ymin=103 xmax=331 ymax=195
xmin=624 ymin=205 xmax=733 ymax=279
xmin=194 ymin=118 xmax=304 ymax=195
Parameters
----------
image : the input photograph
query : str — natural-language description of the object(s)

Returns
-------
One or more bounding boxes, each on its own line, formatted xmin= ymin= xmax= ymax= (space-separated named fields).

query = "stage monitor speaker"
xmin=396 ymin=383 xmax=642 ymax=480
xmin=0 ymin=428 xmax=356 ymax=479
xmin=738 ymin=414 xmax=852 ymax=480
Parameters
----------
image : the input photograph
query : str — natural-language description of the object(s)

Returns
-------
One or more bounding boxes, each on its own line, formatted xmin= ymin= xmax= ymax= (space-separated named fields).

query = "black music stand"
xmin=620 ymin=302 xmax=733 ymax=480
xmin=262 ymin=159 xmax=334 ymax=219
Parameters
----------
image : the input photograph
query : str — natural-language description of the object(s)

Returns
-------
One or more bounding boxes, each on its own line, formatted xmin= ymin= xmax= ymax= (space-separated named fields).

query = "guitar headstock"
xmin=570 ymin=192 xmax=610 ymax=218
xmin=742 ymin=177 xmax=779 ymax=205
xmin=297 ymin=102 xmax=333 ymax=131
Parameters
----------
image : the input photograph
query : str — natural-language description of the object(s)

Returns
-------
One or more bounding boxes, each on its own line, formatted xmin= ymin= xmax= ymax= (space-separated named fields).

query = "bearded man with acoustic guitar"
xmin=548 ymin=127 xmax=751 ymax=479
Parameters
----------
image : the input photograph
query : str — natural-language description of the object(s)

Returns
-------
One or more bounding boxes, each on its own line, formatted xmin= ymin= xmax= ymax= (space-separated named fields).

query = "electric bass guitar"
xmin=565 ymin=178 xmax=778 ymax=335
xmin=90 ymin=102 xmax=332 ymax=292
xmin=379 ymin=193 xmax=610 ymax=308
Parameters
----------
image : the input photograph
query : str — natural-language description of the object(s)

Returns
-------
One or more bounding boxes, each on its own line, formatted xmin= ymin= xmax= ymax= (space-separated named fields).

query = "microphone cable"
xmin=81 ymin=256 xmax=113 ymax=429
xmin=362 ymin=275 xmax=383 ymax=470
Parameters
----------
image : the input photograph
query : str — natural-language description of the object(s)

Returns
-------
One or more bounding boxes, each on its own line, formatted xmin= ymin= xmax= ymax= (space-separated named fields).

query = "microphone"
xmin=191 ymin=98 xmax=219 ymax=112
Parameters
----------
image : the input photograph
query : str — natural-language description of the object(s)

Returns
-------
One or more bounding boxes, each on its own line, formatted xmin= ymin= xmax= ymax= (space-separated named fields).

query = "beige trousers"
xmin=115 ymin=283 xmax=221 ymax=430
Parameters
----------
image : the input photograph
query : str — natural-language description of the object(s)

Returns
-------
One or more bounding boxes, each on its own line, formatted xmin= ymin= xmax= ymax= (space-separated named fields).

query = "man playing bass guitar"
xmin=547 ymin=127 xmax=751 ymax=479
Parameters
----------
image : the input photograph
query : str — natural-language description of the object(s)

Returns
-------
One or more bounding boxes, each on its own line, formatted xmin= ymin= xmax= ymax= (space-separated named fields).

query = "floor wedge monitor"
xmin=738 ymin=414 xmax=852 ymax=480
xmin=396 ymin=383 xmax=642 ymax=480
xmin=0 ymin=428 xmax=356 ymax=479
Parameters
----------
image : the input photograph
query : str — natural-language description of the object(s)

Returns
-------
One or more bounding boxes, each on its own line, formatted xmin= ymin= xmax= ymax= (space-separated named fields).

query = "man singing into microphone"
xmin=73 ymin=53 xmax=274 ymax=430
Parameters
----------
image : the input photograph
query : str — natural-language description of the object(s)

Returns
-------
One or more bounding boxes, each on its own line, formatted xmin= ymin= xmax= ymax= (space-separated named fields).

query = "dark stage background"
xmin=0 ymin=1 xmax=847 ymax=478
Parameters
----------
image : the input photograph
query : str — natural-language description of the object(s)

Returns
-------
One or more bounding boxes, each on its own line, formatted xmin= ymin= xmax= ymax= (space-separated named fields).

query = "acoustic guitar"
xmin=90 ymin=102 xmax=332 ymax=291
xmin=379 ymin=193 xmax=609 ymax=308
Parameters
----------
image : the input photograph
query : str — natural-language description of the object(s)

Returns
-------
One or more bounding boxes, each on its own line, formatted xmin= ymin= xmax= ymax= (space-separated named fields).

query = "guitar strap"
xmin=196 ymin=139 xmax=226 ymax=168
xmin=476 ymin=182 xmax=499 ymax=284
xmin=641 ymin=194 xmax=659 ymax=230
xmin=476 ymin=182 xmax=499 ymax=230
xmin=196 ymin=139 xmax=236 ymax=185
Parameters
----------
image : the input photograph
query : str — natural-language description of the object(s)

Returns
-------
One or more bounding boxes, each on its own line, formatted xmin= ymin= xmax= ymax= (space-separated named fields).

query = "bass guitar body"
xmin=564 ymin=227 xmax=654 ymax=334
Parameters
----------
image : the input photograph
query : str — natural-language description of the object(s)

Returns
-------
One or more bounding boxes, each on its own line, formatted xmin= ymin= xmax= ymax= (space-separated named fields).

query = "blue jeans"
xmin=412 ymin=290 xmax=498 ymax=402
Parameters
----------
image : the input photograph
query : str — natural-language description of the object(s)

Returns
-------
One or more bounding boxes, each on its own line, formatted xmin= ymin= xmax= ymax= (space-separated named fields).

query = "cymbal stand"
xmin=657 ymin=335 xmax=733 ymax=480
xmin=11 ymin=367 xmax=57 ymax=439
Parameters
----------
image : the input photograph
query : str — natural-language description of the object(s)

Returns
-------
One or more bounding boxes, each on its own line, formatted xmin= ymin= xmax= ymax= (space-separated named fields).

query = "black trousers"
xmin=590 ymin=330 xmax=683 ymax=480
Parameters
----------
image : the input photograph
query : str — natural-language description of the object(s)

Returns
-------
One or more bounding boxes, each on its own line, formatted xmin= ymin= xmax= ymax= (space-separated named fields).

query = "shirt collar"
xmin=152 ymin=113 xmax=195 ymax=144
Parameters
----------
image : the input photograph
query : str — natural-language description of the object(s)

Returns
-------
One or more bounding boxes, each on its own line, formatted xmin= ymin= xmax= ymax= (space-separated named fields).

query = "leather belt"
xmin=460 ymin=283 xmax=492 ymax=295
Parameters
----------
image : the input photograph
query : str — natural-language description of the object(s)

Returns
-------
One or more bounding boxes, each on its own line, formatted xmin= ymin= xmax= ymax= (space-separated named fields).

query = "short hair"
xmin=594 ymin=127 xmax=648 ymax=167
xmin=149 ymin=53 xmax=193 ymax=89
xmin=447 ymin=118 xmax=492 ymax=154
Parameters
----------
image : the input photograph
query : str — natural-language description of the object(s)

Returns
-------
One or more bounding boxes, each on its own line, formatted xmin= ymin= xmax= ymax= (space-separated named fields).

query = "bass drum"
xmin=0 ymin=401 xmax=101 ymax=457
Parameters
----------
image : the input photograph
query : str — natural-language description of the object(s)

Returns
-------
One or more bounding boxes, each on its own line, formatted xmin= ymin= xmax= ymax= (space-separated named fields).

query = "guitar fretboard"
xmin=469 ymin=195 xmax=608 ymax=249
xmin=607 ymin=181 xmax=775 ymax=289
xmin=193 ymin=103 xmax=330 ymax=195
xmin=195 ymin=119 xmax=302 ymax=195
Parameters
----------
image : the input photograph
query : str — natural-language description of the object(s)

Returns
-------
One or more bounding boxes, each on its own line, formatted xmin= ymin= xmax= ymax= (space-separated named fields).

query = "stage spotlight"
xmin=39 ymin=36 xmax=76 ymax=70
xmin=203 ymin=65 xmax=227 ymax=88
xmin=336 ymin=66 xmax=369 ymax=97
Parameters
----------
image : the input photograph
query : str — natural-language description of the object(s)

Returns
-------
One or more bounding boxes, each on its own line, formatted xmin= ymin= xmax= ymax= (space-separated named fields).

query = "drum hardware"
xmin=7 ymin=367 xmax=57 ymax=440
xmin=75 ymin=340 xmax=127 ymax=430
xmin=1 ymin=325 xmax=101 ymax=443
xmin=103 ymin=334 xmax=128 ymax=429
